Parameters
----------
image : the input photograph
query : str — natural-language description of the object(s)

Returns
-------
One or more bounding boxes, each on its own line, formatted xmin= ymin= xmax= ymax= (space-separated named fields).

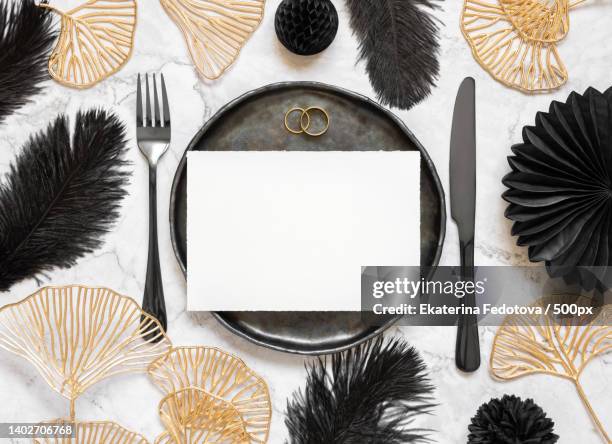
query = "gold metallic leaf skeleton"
xmin=461 ymin=0 xmax=587 ymax=92
xmin=159 ymin=0 xmax=265 ymax=80
xmin=39 ymin=0 xmax=137 ymax=88
xmin=491 ymin=297 xmax=611 ymax=442
xmin=155 ymin=387 xmax=250 ymax=443
xmin=148 ymin=346 xmax=272 ymax=443
xmin=0 ymin=286 xmax=172 ymax=421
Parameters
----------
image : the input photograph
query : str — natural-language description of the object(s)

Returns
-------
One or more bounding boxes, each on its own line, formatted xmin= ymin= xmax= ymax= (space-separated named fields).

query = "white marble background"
xmin=0 ymin=0 xmax=611 ymax=442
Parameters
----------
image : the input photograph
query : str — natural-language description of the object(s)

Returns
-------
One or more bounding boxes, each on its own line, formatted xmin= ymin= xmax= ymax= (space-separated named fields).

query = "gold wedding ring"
xmin=284 ymin=106 xmax=330 ymax=137
xmin=285 ymin=107 xmax=310 ymax=135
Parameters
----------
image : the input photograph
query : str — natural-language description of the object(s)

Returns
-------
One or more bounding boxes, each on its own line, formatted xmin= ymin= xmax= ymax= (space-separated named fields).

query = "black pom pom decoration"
xmin=468 ymin=395 xmax=559 ymax=444
xmin=275 ymin=0 xmax=339 ymax=56
xmin=502 ymin=87 xmax=612 ymax=291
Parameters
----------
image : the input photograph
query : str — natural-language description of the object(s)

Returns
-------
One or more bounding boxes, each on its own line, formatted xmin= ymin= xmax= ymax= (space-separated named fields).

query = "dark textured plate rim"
xmin=169 ymin=81 xmax=446 ymax=355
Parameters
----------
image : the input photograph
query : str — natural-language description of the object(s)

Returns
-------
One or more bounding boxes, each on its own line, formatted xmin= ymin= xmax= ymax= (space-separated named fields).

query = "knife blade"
xmin=450 ymin=77 xmax=480 ymax=372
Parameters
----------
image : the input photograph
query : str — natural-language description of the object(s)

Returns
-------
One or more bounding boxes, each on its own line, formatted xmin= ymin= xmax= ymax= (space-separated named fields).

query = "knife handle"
xmin=456 ymin=239 xmax=481 ymax=372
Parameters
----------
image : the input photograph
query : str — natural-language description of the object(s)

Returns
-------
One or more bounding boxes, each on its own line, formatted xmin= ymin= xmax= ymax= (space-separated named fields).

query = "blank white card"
xmin=187 ymin=151 xmax=421 ymax=311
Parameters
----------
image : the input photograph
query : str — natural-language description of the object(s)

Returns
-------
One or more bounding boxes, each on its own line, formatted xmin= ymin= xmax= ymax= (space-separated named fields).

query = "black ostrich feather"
xmin=345 ymin=0 xmax=441 ymax=110
xmin=0 ymin=109 xmax=131 ymax=291
xmin=468 ymin=395 xmax=559 ymax=444
xmin=0 ymin=0 xmax=56 ymax=123
xmin=285 ymin=336 xmax=435 ymax=443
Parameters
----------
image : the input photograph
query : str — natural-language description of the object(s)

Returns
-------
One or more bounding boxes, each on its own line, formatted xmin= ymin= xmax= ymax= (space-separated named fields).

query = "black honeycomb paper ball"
xmin=503 ymin=87 xmax=612 ymax=291
xmin=468 ymin=395 xmax=559 ymax=444
xmin=275 ymin=0 xmax=339 ymax=56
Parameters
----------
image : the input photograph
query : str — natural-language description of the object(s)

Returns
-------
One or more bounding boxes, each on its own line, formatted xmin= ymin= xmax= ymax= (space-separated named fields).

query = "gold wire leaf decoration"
xmin=148 ymin=346 xmax=271 ymax=443
xmin=39 ymin=0 xmax=137 ymax=88
xmin=155 ymin=387 xmax=250 ymax=444
xmin=0 ymin=286 xmax=172 ymax=417
xmin=159 ymin=0 xmax=265 ymax=80
xmin=461 ymin=0 xmax=569 ymax=92
xmin=33 ymin=420 xmax=149 ymax=444
xmin=491 ymin=297 xmax=611 ymax=442
xmin=499 ymin=0 xmax=570 ymax=43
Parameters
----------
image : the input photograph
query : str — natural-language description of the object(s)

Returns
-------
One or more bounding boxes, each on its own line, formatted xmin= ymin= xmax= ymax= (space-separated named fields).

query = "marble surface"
xmin=1 ymin=0 xmax=611 ymax=442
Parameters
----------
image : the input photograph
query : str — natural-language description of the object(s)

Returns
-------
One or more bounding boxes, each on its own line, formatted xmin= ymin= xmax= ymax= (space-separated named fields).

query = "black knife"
xmin=450 ymin=77 xmax=480 ymax=372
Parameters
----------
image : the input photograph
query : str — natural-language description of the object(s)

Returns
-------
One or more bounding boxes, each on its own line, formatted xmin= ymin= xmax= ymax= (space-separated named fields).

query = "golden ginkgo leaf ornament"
xmin=491 ymin=296 xmax=611 ymax=442
xmin=159 ymin=0 xmax=265 ymax=80
xmin=499 ymin=0 xmax=570 ymax=43
xmin=38 ymin=0 xmax=137 ymax=88
xmin=155 ymin=387 xmax=250 ymax=444
xmin=461 ymin=0 xmax=587 ymax=92
xmin=148 ymin=346 xmax=272 ymax=443
xmin=0 ymin=286 xmax=172 ymax=420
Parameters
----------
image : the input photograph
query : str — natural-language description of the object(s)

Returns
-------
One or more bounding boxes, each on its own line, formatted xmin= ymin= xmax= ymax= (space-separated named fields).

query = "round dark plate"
xmin=170 ymin=82 xmax=446 ymax=355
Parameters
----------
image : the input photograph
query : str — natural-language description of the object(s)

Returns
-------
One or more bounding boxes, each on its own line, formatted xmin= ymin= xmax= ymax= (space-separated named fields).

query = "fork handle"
xmin=142 ymin=165 xmax=167 ymax=333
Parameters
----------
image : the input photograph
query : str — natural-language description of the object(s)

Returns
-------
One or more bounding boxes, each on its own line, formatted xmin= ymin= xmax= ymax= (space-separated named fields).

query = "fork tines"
xmin=136 ymin=73 xmax=171 ymax=128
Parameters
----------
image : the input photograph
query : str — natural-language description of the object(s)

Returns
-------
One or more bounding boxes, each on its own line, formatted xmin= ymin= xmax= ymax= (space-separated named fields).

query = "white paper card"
xmin=187 ymin=151 xmax=421 ymax=311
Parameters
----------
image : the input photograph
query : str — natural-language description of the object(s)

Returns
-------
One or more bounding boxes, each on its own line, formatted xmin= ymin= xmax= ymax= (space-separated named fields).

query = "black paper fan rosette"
xmin=503 ymin=87 xmax=612 ymax=290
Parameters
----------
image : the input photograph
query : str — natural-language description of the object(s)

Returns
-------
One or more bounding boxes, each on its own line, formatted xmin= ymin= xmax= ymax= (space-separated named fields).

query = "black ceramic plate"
xmin=170 ymin=82 xmax=445 ymax=355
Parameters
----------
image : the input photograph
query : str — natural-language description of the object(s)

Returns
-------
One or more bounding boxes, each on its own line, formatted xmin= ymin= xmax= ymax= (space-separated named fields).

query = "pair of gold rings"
xmin=284 ymin=106 xmax=330 ymax=137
